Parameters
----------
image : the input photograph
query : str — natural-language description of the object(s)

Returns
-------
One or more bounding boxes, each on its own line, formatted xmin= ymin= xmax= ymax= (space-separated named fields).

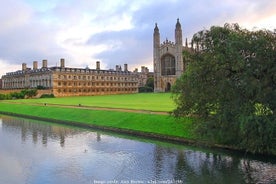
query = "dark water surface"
xmin=0 ymin=115 xmax=275 ymax=184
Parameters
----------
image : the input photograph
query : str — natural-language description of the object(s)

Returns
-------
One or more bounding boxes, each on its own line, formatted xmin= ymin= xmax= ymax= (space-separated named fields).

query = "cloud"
xmin=87 ymin=26 xmax=152 ymax=69
xmin=0 ymin=59 xmax=22 ymax=78
xmin=0 ymin=0 xmax=275 ymax=76
xmin=0 ymin=0 xmax=68 ymax=65
xmin=86 ymin=0 xmax=276 ymax=71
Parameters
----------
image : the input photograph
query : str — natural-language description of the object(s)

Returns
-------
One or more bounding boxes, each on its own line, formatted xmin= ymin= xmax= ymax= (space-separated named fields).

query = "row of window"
xmin=57 ymin=82 xmax=137 ymax=87
xmin=57 ymin=88 xmax=137 ymax=93
xmin=55 ymin=68 xmax=131 ymax=74
xmin=57 ymin=75 xmax=137 ymax=81
xmin=3 ymin=80 xmax=52 ymax=88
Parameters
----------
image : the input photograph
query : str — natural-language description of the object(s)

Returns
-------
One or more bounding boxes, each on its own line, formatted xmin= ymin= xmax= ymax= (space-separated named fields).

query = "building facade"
xmin=1 ymin=19 xmax=189 ymax=96
xmin=153 ymin=19 xmax=190 ymax=92
xmin=1 ymin=59 xmax=149 ymax=97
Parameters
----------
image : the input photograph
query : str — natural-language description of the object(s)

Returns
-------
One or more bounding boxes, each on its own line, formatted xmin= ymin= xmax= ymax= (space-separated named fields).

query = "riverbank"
xmin=0 ymin=102 xmax=199 ymax=145
xmin=0 ymin=101 xmax=252 ymax=154
xmin=0 ymin=101 xmax=259 ymax=153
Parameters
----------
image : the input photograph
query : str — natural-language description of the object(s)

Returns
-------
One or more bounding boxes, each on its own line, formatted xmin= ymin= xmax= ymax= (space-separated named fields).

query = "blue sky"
xmin=0 ymin=0 xmax=275 ymax=76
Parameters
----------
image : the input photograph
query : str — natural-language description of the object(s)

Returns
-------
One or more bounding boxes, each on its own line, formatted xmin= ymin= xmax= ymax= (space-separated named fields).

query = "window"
xmin=161 ymin=54 xmax=176 ymax=75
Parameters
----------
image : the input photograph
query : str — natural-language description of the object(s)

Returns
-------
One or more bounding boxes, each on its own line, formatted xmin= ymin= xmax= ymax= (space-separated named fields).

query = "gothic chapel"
xmin=153 ymin=19 xmax=190 ymax=92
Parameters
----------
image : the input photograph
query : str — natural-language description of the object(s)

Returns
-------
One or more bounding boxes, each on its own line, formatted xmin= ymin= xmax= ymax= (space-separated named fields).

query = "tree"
xmin=172 ymin=24 xmax=276 ymax=155
xmin=146 ymin=77 xmax=154 ymax=90
xmin=139 ymin=77 xmax=154 ymax=93
xmin=21 ymin=89 xmax=38 ymax=98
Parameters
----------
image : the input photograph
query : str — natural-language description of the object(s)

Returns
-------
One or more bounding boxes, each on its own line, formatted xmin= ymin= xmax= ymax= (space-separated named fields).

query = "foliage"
xmin=40 ymin=94 xmax=55 ymax=98
xmin=138 ymin=86 xmax=153 ymax=93
xmin=139 ymin=77 xmax=154 ymax=93
xmin=36 ymin=85 xmax=47 ymax=89
xmin=0 ymin=93 xmax=9 ymax=100
xmin=172 ymin=24 xmax=276 ymax=154
xmin=0 ymin=89 xmax=38 ymax=100
xmin=21 ymin=89 xmax=38 ymax=98
xmin=10 ymin=91 xmax=25 ymax=99
xmin=146 ymin=77 xmax=154 ymax=89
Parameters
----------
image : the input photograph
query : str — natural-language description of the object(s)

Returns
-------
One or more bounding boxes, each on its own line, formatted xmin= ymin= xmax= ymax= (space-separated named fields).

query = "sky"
xmin=0 ymin=0 xmax=275 ymax=77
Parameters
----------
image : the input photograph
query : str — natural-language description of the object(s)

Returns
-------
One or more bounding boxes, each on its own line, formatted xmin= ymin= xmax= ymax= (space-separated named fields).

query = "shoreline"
xmin=0 ymin=110 xmax=240 ymax=153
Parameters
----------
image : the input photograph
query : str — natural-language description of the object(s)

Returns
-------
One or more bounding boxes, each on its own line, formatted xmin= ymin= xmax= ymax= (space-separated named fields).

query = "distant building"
xmin=1 ymin=59 xmax=150 ymax=97
xmin=1 ymin=19 xmax=190 ymax=96
xmin=153 ymin=18 xmax=191 ymax=92
xmin=134 ymin=66 xmax=153 ymax=87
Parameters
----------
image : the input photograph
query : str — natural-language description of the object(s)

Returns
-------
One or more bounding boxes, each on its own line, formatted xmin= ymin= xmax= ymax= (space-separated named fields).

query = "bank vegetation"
xmin=172 ymin=24 xmax=275 ymax=155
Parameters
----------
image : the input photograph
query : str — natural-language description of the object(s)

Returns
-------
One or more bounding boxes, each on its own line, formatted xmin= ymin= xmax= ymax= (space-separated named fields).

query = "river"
xmin=0 ymin=115 xmax=275 ymax=184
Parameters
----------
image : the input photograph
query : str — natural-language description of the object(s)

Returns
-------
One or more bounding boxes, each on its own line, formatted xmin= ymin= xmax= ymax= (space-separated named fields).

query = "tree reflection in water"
xmin=1 ymin=115 xmax=275 ymax=184
xmin=1 ymin=116 xmax=78 ymax=148
xmin=152 ymin=145 xmax=275 ymax=183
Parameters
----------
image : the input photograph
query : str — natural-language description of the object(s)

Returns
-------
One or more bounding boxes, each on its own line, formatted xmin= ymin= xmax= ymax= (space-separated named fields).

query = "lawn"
xmin=0 ymin=102 xmax=195 ymax=139
xmin=0 ymin=93 xmax=197 ymax=141
xmin=10 ymin=93 xmax=175 ymax=112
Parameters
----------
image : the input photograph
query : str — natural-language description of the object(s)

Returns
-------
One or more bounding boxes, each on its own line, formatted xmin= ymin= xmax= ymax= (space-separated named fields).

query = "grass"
xmin=9 ymin=93 xmax=175 ymax=112
xmin=0 ymin=102 xmax=195 ymax=139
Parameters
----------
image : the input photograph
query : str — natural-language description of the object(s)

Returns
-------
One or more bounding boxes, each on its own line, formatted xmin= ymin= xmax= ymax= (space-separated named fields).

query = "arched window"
xmin=161 ymin=54 xmax=175 ymax=75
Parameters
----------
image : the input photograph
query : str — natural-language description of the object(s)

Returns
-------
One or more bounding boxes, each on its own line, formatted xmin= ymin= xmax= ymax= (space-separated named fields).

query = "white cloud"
xmin=0 ymin=0 xmax=275 ymax=76
xmin=0 ymin=0 xmax=32 ymax=34
xmin=0 ymin=59 xmax=22 ymax=77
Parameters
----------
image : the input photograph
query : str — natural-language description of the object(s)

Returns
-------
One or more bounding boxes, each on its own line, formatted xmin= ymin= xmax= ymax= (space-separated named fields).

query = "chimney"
xmin=146 ymin=67 xmax=149 ymax=73
xmin=60 ymin=58 xmax=65 ymax=68
xmin=42 ymin=60 xmax=48 ymax=68
xmin=141 ymin=66 xmax=145 ymax=73
xmin=22 ymin=63 xmax=27 ymax=71
xmin=96 ymin=61 xmax=100 ymax=70
xmin=33 ymin=61 xmax=38 ymax=70
xmin=124 ymin=64 xmax=128 ymax=72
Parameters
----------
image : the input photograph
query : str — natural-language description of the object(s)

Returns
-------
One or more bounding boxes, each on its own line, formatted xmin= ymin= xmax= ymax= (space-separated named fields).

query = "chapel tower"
xmin=153 ymin=19 xmax=187 ymax=92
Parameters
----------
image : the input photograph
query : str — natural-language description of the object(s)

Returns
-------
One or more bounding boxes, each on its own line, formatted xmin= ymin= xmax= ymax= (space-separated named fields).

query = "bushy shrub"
xmin=139 ymin=86 xmax=153 ymax=93
xmin=40 ymin=94 xmax=55 ymax=98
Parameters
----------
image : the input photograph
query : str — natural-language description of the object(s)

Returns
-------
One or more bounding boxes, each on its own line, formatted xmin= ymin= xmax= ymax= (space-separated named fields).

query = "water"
xmin=0 ymin=115 xmax=275 ymax=184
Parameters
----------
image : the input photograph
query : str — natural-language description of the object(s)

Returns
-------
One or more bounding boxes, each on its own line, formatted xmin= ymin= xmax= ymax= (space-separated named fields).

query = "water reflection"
xmin=0 ymin=115 xmax=275 ymax=184
xmin=1 ymin=116 xmax=81 ymax=147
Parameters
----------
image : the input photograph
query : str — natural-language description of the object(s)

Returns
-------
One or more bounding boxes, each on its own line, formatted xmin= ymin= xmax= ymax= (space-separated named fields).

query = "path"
xmin=4 ymin=101 xmax=170 ymax=115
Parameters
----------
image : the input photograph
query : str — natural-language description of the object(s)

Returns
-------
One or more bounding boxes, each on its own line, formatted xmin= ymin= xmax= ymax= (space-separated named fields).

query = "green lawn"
xmin=0 ymin=93 xmax=197 ymax=140
xmin=10 ymin=93 xmax=175 ymax=112
xmin=0 ymin=103 xmax=195 ymax=139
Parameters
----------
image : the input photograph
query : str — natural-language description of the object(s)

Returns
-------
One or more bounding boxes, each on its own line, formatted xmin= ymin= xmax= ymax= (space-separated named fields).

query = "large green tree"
xmin=172 ymin=24 xmax=276 ymax=154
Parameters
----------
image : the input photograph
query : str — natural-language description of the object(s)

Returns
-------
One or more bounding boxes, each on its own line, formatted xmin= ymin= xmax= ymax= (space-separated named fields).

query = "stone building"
xmin=133 ymin=66 xmax=154 ymax=88
xmin=1 ymin=19 xmax=190 ymax=96
xmin=1 ymin=59 xmax=144 ymax=97
xmin=153 ymin=18 xmax=190 ymax=92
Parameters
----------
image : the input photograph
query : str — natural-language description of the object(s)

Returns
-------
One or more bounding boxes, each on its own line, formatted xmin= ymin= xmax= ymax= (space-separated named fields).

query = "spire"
xmin=175 ymin=18 xmax=182 ymax=45
xmin=185 ymin=38 xmax=188 ymax=47
xmin=154 ymin=23 xmax=159 ymax=32
xmin=154 ymin=22 xmax=160 ymax=48
xmin=176 ymin=18 xmax=181 ymax=29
